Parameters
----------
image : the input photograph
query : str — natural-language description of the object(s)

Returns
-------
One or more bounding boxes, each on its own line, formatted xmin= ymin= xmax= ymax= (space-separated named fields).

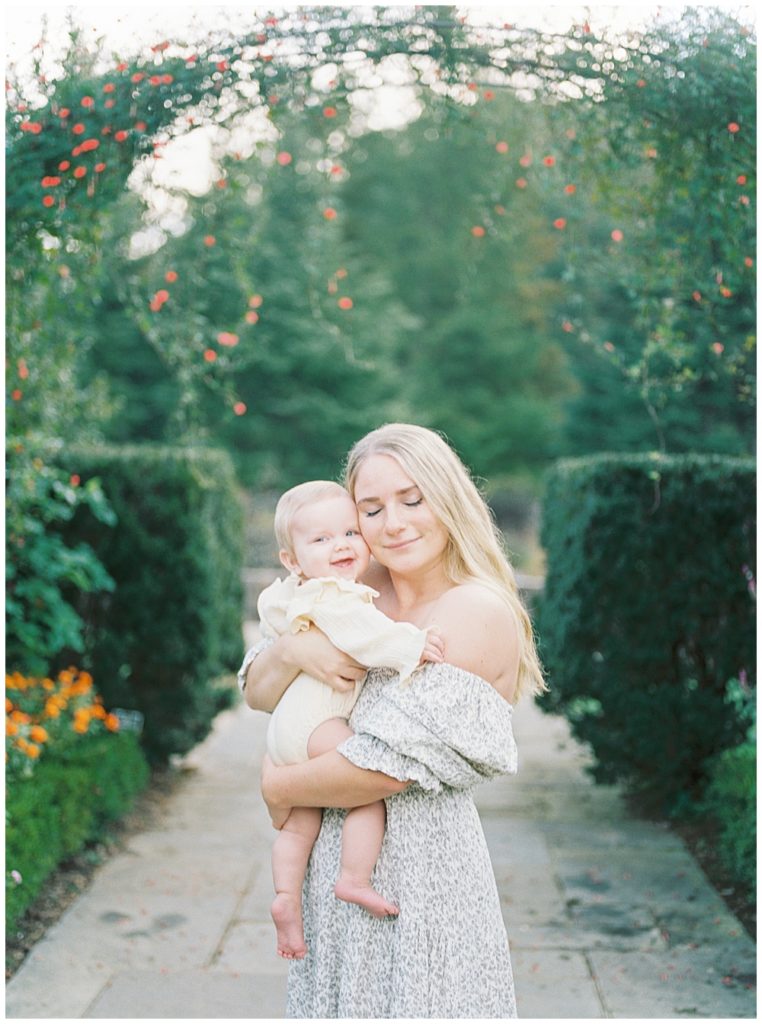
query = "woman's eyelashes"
xmin=362 ymin=498 xmax=423 ymax=518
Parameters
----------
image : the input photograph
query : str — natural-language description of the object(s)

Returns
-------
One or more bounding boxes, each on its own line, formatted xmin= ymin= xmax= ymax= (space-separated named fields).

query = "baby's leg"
xmin=271 ymin=806 xmax=322 ymax=959
xmin=307 ymin=718 xmax=399 ymax=919
xmin=335 ymin=801 xmax=399 ymax=917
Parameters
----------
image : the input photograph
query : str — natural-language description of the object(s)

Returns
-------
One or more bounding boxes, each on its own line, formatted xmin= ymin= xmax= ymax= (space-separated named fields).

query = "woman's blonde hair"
xmin=344 ymin=423 xmax=546 ymax=700
xmin=274 ymin=480 xmax=350 ymax=555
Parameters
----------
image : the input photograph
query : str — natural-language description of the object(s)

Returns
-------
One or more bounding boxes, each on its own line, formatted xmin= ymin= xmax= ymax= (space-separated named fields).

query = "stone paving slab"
xmin=84 ymin=969 xmax=287 ymax=1019
xmin=5 ymin=631 xmax=756 ymax=1019
xmin=589 ymin=946 xmax=757 ymax=1018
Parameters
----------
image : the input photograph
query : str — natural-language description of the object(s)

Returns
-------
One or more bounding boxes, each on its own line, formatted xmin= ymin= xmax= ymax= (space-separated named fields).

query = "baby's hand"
xmin=420 ymin=626 xmax=444 ymax=664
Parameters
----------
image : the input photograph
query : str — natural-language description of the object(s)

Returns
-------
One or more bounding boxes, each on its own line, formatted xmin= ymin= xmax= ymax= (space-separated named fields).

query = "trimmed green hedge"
xmin=702 ymin=740 xmax=756 ymax=893
xmin=537 ymin=452 xmax=755 ymax=814
xmin=5 ymin=732 xmax=150 ymax=933
xmin=54 ymin=445 xmax=245 ymax=762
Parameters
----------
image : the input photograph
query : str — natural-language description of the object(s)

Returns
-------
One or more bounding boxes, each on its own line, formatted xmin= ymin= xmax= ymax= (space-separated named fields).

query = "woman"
xmin=240 ymin=423 xmax=545 ymax=1018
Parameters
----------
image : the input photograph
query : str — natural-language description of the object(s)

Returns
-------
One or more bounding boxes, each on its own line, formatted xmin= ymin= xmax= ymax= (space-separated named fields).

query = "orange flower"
xmin=5 ymin=697 xmax=13 ymax=713
xmin=323 ymin=106 xmax=337 ymax=118
xmin=338 ymin=297 xmax=353 ymax=310
xmin=323 ymin=207 xmax=337 ymax=220
xmin=727 ymin=122 xmax=740 ymax=133
xmin=29 ymin=725 xmax=48 ymax=744
xmin=44 ymin=700 xmax=61 ymax=719
xmin=233 ymin=402 xmax=247 ymax=416
xmin=165 ymin=270 xmax=178 ymax=283
xmin=103 ymin=83 xmax=116 ymax=93
xmin=72 ymin=123 xmax=86 ymax=135
xmin=245 ymin=311 xmax=259 ymax=324
xmin=81 ymin=96 xmax=95 ymax=108
xmin=543 ymin=155 xmax=556 ymax=166
xmin=276 ymin=151 xmax=292 ymax=166
xmin=59 ymin=160 xmax=71 ymax=171
xmin=73 ymin=167 xmax=87 ymax=179
xmin=42 ymin=196 xmax=55 ymax=208
xmin=132 ymin=72 xmax=145 ymax=83
xmin=471 ymin=226 xmax=486 ymax=237
xmin=553 ymin=218 xmax=567 ymax=230
xmin=249 ymin=294 xmax=263 ymax=308
xmin=105 ymin=713 xmax=120 ymax=731
xmin=11 ymin=710 xmax=31 ymax=725
xmin=26 ymin=743 xmax=41 ymax=758
xmin=495 ymin=141 xmax=509 ymax=153
xmin=204 ymin=235 xmax=216 ymax=247
xmin=6 ymin=720 xmax=19 ymax=737
xmin=114 ymin=130 xmax=128 ymax=142
xmin=204 ymin=349 xmax=217 ymax=362
xmin=515 ymin=178 xmax=527 ymax=189
xmin=611 ymin=229 xmax=624 ymax=242
xmin=564 ymin=184 xmax=576 ymax=194
xmin=217 ymin=331 xmax=239 ymax=347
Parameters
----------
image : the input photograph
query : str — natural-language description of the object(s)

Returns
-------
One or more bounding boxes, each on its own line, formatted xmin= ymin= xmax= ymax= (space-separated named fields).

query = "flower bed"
xmin=5 ymin=669 xmax=150 ymax=933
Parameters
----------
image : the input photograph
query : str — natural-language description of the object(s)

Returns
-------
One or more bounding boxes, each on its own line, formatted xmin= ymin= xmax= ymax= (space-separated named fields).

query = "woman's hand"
xmin=261 ymin=754 xmax=292 ymax=830
xmin=286 ymin=625 xmax=367 ymax=694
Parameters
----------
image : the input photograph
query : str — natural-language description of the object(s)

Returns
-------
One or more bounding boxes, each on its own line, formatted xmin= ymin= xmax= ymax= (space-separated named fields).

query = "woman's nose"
xmin=384 ymin=505 xmax=404 ymax=533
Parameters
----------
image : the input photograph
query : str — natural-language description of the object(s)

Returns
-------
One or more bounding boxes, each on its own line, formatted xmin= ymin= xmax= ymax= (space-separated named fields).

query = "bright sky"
xmin=5 ymin=2 xmax=756 ymax=67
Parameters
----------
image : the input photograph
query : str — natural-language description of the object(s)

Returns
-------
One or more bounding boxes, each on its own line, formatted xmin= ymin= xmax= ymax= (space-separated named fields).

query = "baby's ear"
xmin=279 ymin=548 xmax=300 ymax=574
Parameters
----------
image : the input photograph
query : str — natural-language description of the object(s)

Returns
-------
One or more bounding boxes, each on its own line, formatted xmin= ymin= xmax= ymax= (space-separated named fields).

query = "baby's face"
xmin=283 ymin=493 xmax=371 ymax=581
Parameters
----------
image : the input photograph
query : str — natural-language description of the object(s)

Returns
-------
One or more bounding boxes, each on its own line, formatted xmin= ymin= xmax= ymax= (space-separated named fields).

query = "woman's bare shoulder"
xmin=432 ymin=583 xmax=519 ymax=701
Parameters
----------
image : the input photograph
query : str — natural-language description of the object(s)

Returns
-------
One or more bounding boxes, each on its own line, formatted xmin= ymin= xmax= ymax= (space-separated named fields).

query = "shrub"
xmin=701 ymin=677 xmax=756 ymax=894
xmin=5 ymin=668 xmax=150 ymax=933
xmin=5 ymin=442 xmax=116 ymax=677
xmin=52 ymin=445 xmax=245 ymax=763
xmin=537 ymin=452 xmax=755 ymax=814
xmin=5 ymin=732 xmax=150 ymax=933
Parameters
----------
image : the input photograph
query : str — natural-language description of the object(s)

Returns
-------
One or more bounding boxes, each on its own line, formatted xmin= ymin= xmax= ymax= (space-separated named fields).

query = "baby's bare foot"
xmin=271 ymin=892 xmax=307 ymax=959
xmin=334 ymin=876 xmax=400 ymax=918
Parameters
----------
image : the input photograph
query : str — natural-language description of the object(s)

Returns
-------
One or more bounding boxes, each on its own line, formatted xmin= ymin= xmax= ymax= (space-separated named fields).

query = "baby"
xmin=258 ymin=480 xmax=443 ymax=959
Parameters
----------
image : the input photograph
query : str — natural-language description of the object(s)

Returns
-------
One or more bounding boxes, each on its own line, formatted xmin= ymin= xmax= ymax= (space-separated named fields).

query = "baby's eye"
xmin=346 ymin=529 xmax=359 ymax=536
xmin=312 ymin=536 xmax=328 ymax=543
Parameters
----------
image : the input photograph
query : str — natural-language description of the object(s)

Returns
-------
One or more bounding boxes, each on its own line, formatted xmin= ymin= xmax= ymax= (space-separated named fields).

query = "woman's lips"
xmin=384 ymin=538 xmax=417 ymax=550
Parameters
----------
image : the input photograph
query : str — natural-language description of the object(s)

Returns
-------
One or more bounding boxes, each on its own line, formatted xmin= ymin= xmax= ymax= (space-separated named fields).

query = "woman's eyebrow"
xmin=356 ymin=486 xmax=418 ymax=505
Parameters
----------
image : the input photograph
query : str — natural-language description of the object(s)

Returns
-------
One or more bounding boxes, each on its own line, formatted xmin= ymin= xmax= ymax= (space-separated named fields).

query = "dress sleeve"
xmin=236 ymin=636 xmax=275 ymax=694
xmin=337 ymin=663 xmax=518 ymax=792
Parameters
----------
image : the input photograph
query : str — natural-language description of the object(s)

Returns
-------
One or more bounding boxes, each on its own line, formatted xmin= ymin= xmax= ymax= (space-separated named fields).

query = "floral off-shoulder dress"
xmin=238 ymin=646 xmax=519 ymax=1019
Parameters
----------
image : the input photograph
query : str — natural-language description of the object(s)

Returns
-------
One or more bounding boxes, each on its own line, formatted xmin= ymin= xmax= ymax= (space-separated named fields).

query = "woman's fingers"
xmin=290 ymin=625 xmax=367 ymax=691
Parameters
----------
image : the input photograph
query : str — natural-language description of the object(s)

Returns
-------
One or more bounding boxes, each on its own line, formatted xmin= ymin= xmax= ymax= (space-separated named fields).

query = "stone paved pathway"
xmin=5 ymin=625 xmax=756 ymax=1018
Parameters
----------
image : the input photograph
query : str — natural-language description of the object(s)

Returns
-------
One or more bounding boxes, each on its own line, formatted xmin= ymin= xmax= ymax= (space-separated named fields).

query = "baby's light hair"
xmin=274 ymin=480 xmax=350 ymax=555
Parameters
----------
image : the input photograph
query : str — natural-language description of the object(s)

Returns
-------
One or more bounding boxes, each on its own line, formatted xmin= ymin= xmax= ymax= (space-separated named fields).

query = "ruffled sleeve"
xmin=236 ymin=636 xmax=275 ymax=694
xmin=337 ymin=662 xmax=518 ymax=793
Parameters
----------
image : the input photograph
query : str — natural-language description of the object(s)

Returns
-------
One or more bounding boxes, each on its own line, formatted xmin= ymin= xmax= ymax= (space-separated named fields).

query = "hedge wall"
xmin=54 ymin=445 xmax=245 ymax=762
xmin=6 ymin=732 xmax=150 ymax=933
xmin=537 ymin=452 xmax=755 ymax=813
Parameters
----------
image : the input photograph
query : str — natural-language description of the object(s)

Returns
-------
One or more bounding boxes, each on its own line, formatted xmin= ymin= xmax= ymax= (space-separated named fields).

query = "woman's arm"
xmin=243 ymin=625 xmax=367 ymax=712
xmin=261 ymin=750 xmax=408 ymax=826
